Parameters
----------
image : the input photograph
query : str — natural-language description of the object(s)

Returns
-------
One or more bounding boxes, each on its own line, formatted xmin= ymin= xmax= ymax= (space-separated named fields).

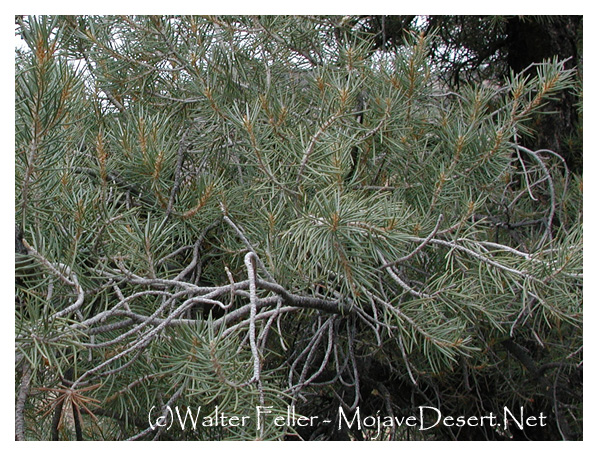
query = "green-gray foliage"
xmin=15 ymin=15 xmax=582 ymax=440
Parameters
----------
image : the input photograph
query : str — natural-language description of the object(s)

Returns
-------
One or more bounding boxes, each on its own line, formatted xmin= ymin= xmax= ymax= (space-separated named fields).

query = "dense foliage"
xmin=15 ymin=15 xmax=582 ymax=440
xmin=359 ymin=15 xmax=583 ymax=173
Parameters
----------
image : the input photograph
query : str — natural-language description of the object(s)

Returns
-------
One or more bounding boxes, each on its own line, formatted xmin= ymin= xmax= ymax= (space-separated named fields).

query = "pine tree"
xmin=15 ymin=15 xmax=582 ymax=440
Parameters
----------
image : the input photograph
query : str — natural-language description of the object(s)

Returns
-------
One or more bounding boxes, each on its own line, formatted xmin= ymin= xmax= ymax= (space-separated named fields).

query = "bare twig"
xmin=244 ymin=253 xmax=262 ymax=385
xmin=378 ymin=250 xmax=434 ymax=299
xmin=222 ymin=208 xmax=276 ymax=283
xmin=380 ymin=214 xmax=444 ymax=268
xmin=23 ymin=241 xmax=85 ymax=319
xmin=295 ymin=110 xmax=344 ymax=189
xmin=15 ymin=362 xmax=32 ymax=441
xmin=166 ymin=128 xmax=190 ymax=217
xmin=512 ymin=143 xmax=557 ymax=245
xmin=414 ymin=236 xmax=534 ymax=279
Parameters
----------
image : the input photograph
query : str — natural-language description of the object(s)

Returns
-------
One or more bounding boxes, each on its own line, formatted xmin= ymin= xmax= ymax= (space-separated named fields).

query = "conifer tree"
xmin=15 ymin=15 xmax=582 ymax=440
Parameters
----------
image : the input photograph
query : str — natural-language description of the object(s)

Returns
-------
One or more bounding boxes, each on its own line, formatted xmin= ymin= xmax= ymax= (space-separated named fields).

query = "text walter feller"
xmin=149 ymin=405 xmax=547 ymax=435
